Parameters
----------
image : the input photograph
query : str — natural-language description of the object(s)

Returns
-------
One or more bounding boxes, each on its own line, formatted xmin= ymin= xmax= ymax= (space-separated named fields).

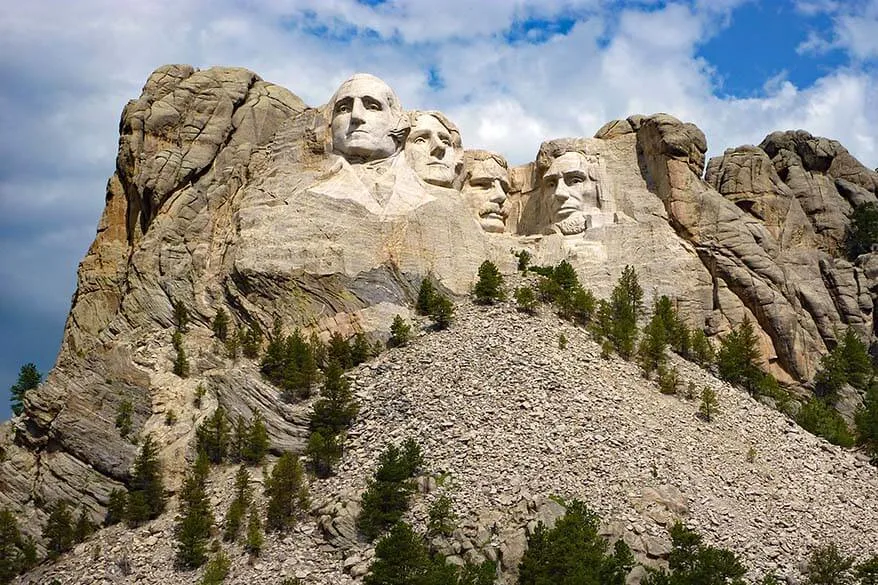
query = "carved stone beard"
xmin=556 ymin=211 xmax=587 ymax=235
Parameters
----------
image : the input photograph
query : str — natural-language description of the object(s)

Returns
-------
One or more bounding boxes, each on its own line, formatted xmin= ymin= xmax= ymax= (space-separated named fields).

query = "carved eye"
xmin=413 ymin=136 xmax=428 ymax=144
xmin=335 ymin=103 xmax=351 ymax=114
xmin=567 ymin=176 xmax=585 ymax=185
xmin=545 ymin=178 xmax=558 ymax=189
xmin=363 ymin=98 xmax=383 ymax=111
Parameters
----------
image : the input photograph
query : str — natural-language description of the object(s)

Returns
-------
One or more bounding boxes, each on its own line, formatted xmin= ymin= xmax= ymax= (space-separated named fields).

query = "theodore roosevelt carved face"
xmin=461 ymin=151 xmax=509 ymax=233
xmin=405 ymin=111 xmax=463 ymax=188
xmin=330 ymin=74 xmax=404 ymax=163
xmin=543 ymin=151 xmax=604 ymax=235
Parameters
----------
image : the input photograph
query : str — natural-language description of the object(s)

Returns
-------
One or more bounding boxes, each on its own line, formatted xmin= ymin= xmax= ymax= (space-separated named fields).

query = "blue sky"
xmin=1 ymin=0 xmax=877 ymax=420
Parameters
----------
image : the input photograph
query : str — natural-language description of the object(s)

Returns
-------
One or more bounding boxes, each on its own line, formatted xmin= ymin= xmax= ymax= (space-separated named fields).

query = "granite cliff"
xmin=1 ymin=65 xmax=877 ymax=583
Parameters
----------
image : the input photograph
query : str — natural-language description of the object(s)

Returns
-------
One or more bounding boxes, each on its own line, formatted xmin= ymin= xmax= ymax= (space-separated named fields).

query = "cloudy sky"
xmin=1 ymin=0 xmax=877 ymax=419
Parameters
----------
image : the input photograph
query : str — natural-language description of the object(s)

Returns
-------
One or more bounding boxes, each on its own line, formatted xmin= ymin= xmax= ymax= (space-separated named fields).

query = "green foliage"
xmin=597 ymin=266 xmax=643 ymax=359
xmin=307 ymin=361 xmax=359 ymax=478
xmin=473 ymin=260 xmax=506 ymax=304
xmin=125 ymin=435 xmax=165 ymax=526
xmin=364 ymin=522 xmax=495 ymax=585
xmin=261 ymin=322 xmax=319 ymax=400
xmin=797 ymin=398 xmax=856 ymax=447
xmin=558 ymin=333 xmax=568 ymax=350
xmin=212 ymin=309 xmax=230 ymax=341
xmin=173 ymin=300 xmax=190 ymax=333
xmin=241 ymin=323 xmax=263 ymax=359
xmin=804 ymin=543 xmax=855 ymax=585
xmin=245 ymin=504 xmax=263 ymax=556
xmin=513 ymin=249 xmax=532 ymax=273
xmin=845 ymin=202 xmax=878 ymax=259
xmin=815 ymin=328 xmax=873 ymax=399
xmin=431 ymin=294 xmax=455 ymax=330
xmin=246 ymin=413 xmax=269 ymax=465
xmin=427 ymin=493 xmax=456 ymax=537
xmin=534 ymin=261 xmax=596 ymax=326
xmin=174 ymin=454 xmax=214 ymax=569
xmin=716 ymin=317 xmax=768 ymax=395
xmin=658 ymin=365 xmax=679 ymax=395
xmin=856 ymin=556 xmax=878 ymax=585
xmin=194 ymin=384 xmax=206 ymax=408
xmin=358 ymin=440 xmax=424 ymax=541
xmin=223 ymin=466 xmax=251 ymax=542
xmin=105 ymin=488 xmax=127 ymax=526
xmin=115 ymin=399 xmax=133 ymax=437
xmin=172 ymin=330 xmax=190 ymax=378
xmin=327 ymin=332 xmax=352 ymax=369
xmin=165 ymin=410 xmax=177 ymax=425
xmin=73 ymin=509 xmax=96 ymax=543
xmin=307 ymin=430 xmax=342 ymax=479
xmin=643 ymin=522 xmax=747 ymax=585
xmin=9 ymin=363 xmax=40 ymax=417
xmin=417 ymin=277 xmax=437 ymax=316
xmin=514 ymin=286 xmax=538 ymax=314
xmin=856 ymin=381 xmax=878 ymax=458
xmin=689 ymin=329 xmax=715 ymax=367
xmin=389 ymin=315 xmax=412 ymax=347
xmin=699 ymin=387 xmax=719 ymax=422
xmin=0 ymin=507 xmax=34 ymax=583
xmin=199 ymin=550 xmax=230 ymax=585
xmin=197 ymin=406 xmax=231 ymax=464
xmin=638 ymin=296 xmax=690 ymax=374
xmin=265 ymin=452 xmax=309 ymax=532
xmin=518 ymin=499 xmax=634 ymax=585
xmin=43 ymin=501 xmax=75 ymax=560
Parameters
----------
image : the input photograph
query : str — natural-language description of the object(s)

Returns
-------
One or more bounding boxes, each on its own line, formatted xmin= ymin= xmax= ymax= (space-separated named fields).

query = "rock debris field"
xmin=19 ymin=297 xmax=878 ymax=585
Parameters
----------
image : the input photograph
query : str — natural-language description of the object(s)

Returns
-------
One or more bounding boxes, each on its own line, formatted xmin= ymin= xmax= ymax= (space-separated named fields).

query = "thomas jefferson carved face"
xmin=405 ymin=112 xmax=462 ymax=188
xmin=330 ymin=74 xmax=403 ymax=163
xmin=461 ymin=152 xmax=509 ymax=233
xmin=543 ymin=151 xmax=600 ymax=235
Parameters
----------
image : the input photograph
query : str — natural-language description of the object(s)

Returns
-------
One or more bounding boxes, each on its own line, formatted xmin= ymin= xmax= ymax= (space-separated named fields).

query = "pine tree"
xmin=327 ymin=332 xmax=352 ymax=369
xmin=473 ymin=260 xmax=505 ymax=304
xmin=846 ymin=201 xmax=878 ymax=259
xmin=223 ymin=466 xmax=251 ymax=543
xmin=9 ymin=363 xmax=40 ymax=416
xmin=416 ymin=278 xmax=436 ymax=316
xmin=245 ymin=503 xmax=263 ymax=556
xmin=115 ymin=399 xmax=134 ymax=437
xmin=172 ymin=330 xmax=189 ymax=378
xmin=856 ymin=381 xmax=878 ymax=458
xmin=282 ymin=328 xmax=318 ymax=400
xmin=357 ymin=440 xmax=423 ymax=541
xmin=212 ymin=308 xmax=230 ymax=341
xmin=125 ymin=435 xmax=165 ymax=526
xmin=230 ymin=415 xmax=249 ymax=463
xmin=431 ymin=295 xmax=455 ymax=330
xmin=389 ymin=315 xmax=411 ymax=347
xmin=196 ymin=406 xmax=231 ymax=464
xmin=174 ymin=452 xmax=213 ymax=568
xmin=241 ymin=323 xmax=263 ymax=359
xmin=716 ymin=317 xmax=763 ymax=395
xmin=260 ymin=319 xmax=286 ymax=385
xmin=804 ymin=543 xmax=855 ymax=585
xmin=0 ymin=507 xmax=25 ymax=583
xmin=105 ymin=489 xmax=127 ymax=526
xmin=43 ymin=501 xmax=75 ymax=559
xmin=699 ymin=387 xmax=719 ymax=422
xmin=173 ymin=300 xmax=189 ymax=332
xmin=73 ymin=508 xmax=96 ymax=543
xmin=265 ymin=452 xmax=308 ymax=532
xmin=311 ymin=362 xmax=358 ymax=438
xmin=514 ymin=286 xmax=538 ymax=315
xmin=597 ymin=266 xmax=643 ymax=359
xmin=246 ymin=413 xmax=270 ymax=465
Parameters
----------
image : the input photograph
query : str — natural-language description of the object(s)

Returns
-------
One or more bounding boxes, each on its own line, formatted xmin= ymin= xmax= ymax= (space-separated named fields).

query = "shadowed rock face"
xmin=2 ymin=67 xmax=876 ymax=552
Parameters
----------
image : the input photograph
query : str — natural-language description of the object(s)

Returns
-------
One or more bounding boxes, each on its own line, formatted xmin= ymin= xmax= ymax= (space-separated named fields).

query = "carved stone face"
xmin=543 ymin=151 xmax=600 ymax=235
xmin=331 ymin=74 xmax=401 ymax=162
xmin=462 ymin=155 xmax=509 ymax=233
xmin=405 ymin=113 xmax=461 ymax=187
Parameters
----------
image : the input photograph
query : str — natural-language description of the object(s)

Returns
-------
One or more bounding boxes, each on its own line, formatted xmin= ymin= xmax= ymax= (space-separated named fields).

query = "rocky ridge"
xmin=15 ymin=288 xmax=878 ymax=585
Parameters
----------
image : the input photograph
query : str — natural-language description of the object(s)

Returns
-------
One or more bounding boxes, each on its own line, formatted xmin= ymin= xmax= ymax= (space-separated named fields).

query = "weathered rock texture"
xmin=1 ymin=65 xmax=877 ymax=582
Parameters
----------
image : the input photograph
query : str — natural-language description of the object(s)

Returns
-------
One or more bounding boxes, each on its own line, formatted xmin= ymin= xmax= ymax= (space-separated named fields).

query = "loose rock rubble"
xmin=17 ymin=295 xmax=877 ymax=585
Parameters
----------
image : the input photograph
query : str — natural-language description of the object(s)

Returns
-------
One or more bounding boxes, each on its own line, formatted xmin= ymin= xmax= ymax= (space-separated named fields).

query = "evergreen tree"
xmin=230 ymin=415 xmax=250 ymax=463
xmin=327 ymin=332 xmax=352 ymax=369
xmin=357 ymin=440 xmax=423 ymax=541
xmin=389 ymin=315 xmax=412 ymax=347
xmin=212 ymin=308 xmax=230 ymax=341
xmin=473 ymin=260 xmax=505 ymax=304
xmin=281 ymin=328 xmax=318 ymax=400
xmin=115 ymin=399 xmax=134 ymax=437
xmin=43 ymin=501 xmax=75 ymax=560
xmin=856 ymin=381 xmax=878 ymax=458
xmin=196 ymin=406 xmax=231 ymax=464
xmin=105 ymin=489 xmax=127 ymax=526
xmin=309 ymin=332 xmax=328 ymax=369
xmin=513 ymin=249 xmax=531 ymax=273
xmin=125 ymin=435 xmax=165 ymax=526
xmin=199 ymin=550 xmax=230 ymax=585
xmin=350 ymin=332 xmax=373 ymax=366
xmin=716 ymin=317 xmax=763 ymax=394
xmin=518 ymin=499 xmax=634 ymax=585
xmin=173 ymin=300 xmax=189 ymax=332
xmin=597 ymin=265 xmax=643 ymax=359
xmin=172 ymin=330 xmax=189 ymax=378
xmin=514 ymin=286 xmax=538 ymax=315
xmin=245 ymin=413 xmax=270 ymax=465
xmin=241 ymin=323 xmax=263 ymax=359
xmin=416 ymin=278 xmax=436 ymax=316
xmin=699 ymin=387 xmax=719 ymax=422
xmin=174 ymin=452 xmax=214 ymax=568
xmin=306 ymin=431 xmax=342 ymax=479
xmin=0 ymin=508 xmax=25 ymax=583
xmin=311 ymin=362 xmax=359 ymax=438
xmin=225 ymin=329 xmax=240 ymax=359
xmin=815 ymin=328 xmax=873 ymax=399
xmin=265 ymin=452 xmax=309 ymax=532
xmin=643 ymin=522 xmax=747 ymax=585
xmin=73 ymin=508 xmax=96 ymax=543
xmin=223 ymin=466 xmax=251 ymax=543
xmin=689 ymin=329 xmax=715 ymax=367
xmin=797 ymin=399 xmax=855 ymax=447
xmin=855 ymin=556 xmax=878 ymax=585
xmin=9 ymin=363 xmax=40 ymax=416
xmin=260 ymin=319 xmax=286 ymax=384
xmin=244 ymin=503 xmax=263 ymax=556
xmin=804 ymin=543 xmax=855 ymax=585
xmin=431 ymin=295 xmax=455 ymax=330
xmin=845 ymin=201 xmax=878 ymax=259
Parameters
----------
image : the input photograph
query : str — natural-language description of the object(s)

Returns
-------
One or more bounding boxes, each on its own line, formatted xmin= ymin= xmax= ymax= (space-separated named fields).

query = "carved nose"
xmin=489 ymin=182 xmax=506 ymax=204
xmin=430 ymin=139 xmax=446 ymax=158
xmin=350 ymin=100 xmax=366 ymax=123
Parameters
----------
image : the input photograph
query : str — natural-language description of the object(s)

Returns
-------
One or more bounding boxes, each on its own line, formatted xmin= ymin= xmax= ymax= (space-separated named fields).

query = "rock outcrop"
xmin=1 ymin=65 xmax=876 ymax=582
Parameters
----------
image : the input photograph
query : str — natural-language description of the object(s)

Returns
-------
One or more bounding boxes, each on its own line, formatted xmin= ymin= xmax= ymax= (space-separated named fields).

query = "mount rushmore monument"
xmin=2 ymin=64 xmax=877 ymax=556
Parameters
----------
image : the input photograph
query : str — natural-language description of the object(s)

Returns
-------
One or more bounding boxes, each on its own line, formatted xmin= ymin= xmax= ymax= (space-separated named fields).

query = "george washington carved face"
xmin=330 ymin=74 xmax=404 ymax=163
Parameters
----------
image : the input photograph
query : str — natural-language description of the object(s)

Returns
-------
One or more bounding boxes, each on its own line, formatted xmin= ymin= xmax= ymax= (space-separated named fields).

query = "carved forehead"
xmin=331 ymin=73 xmax=402 ymax=113
xmin=468 ymin=158 xmax=509 ymax=182
xmin=544 ymin=151 xmax=589 ymax=177
xmin=409 ymin=111 xmax=462 ymax=147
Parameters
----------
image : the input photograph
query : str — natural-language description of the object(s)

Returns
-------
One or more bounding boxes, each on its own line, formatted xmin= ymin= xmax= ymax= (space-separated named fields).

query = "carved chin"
xmin=556 ymin=213 xmax=586 ymax=235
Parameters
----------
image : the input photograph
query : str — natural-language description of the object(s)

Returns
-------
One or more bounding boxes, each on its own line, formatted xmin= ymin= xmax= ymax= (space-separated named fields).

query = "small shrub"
xmin=165 ymin=410 xmax=177 ymax=426
xmin=427 ymin=493 xmax=456 ymax=537
xmin=558 ymin=333 xmax=568 ymax=350
xmin=199 ymin=550 xmax=230 ymax=585
xmin=699 ymin=387 xmax=718 ymax=421
xmin=514 ymin=286 xmax=538 ymax=314
xmin=804 ymin=543 xmax=855 ymax=585
xmin=245 ymin=504 xmax=263 ymax=556
xmin=173 ymin=300 xmax=189 ymax=333
xmin=473 ymin=260 xmax=505 ymax=304
xmin=43 ymin=501 xmax=75 ymax=559
xmin=172 ymin=330 xmax=189 ymax=378
xmin=431 ymin=295 xmax=455 ymax=330
xmin=513 ymin=249 xmax=531 ymax=273
xmin=212 ymin=309 xmax=229 ymax=341
xmin=115 ymin=400 xmax=133 ymax=437
xmin=657 ymin=365 xmax=679 ymax=395
xmin=416 ymin=278 xmax=436 ymax=316
xmin=388 ymin=315 xmax=411 ymax=347
xmin=855 ymin=555 xmax=878 ymax=585
xmin=746 ymin=446 xmax=757 ymax=464
xmin=194 ymin=383 xmax=206 ymax=408
xmin=643 ymin=521 xmax=747 ymax=585
xmin=845 ymin=201 xmax=878 ymax=259
xmin=265 ymin=453 xmax=309 ymax=532
xmin=797 ymin=399 xmax=856 ymax=447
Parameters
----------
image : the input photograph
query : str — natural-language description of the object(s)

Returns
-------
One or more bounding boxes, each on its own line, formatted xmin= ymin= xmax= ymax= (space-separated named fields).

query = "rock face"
xmin=1 ymin=65 xmax=876 ymax=578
